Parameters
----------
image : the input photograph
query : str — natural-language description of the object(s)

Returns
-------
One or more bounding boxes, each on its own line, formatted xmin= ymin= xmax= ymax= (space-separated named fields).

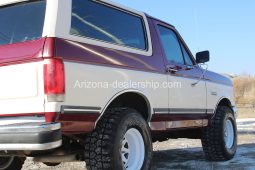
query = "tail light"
xmin=44 ymin=58 xmax=65 ymax=102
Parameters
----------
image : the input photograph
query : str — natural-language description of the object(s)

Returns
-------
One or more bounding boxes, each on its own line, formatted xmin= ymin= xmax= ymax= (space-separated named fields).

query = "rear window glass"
xmin=0 ymin=1 xmax=46 ymax=45
xmin=71 ymin=0 xmax=147 ymax=50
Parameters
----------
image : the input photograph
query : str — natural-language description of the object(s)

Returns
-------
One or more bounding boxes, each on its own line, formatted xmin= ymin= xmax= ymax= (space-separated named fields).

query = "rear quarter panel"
xmin=45 ymin=38 xmax=168 ymax=117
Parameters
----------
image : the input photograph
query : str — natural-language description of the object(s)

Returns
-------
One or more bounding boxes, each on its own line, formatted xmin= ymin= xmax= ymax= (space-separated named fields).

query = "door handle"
xmin=166 ymin=67 xmax=178 ymax=73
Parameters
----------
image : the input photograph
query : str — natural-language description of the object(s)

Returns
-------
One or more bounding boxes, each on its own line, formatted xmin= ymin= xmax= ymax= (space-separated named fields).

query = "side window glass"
xmin=71 ymin=0 xmax=147 ymax=50
xmin=157 ymin=25 xmax=184 ymax=65
xmin=181 ymin=43 xmax=194 ymax=66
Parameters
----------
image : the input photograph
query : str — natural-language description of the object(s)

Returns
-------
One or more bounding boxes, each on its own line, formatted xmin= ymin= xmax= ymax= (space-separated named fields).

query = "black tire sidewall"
xmin=112 ymin=111 xmax=152 ymax=170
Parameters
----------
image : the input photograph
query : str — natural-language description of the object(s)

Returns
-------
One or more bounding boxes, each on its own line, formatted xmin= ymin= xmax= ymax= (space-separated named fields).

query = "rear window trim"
xmin=70 ymin=0 xmax=149 ymax=52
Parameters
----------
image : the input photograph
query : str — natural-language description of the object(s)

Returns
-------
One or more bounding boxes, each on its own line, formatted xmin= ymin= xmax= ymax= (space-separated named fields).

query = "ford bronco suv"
xmin=0 ymin=0 xmax=237 ymax=170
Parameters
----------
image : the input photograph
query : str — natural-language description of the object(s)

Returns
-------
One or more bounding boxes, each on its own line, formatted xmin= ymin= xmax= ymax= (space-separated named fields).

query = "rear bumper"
xmin=0 ymin=122 xmax=62 ymax=151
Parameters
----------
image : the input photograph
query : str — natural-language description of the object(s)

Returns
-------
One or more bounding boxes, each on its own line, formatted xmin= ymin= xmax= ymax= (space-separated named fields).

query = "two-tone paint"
xmin=0 ymin=0 xmax=235 ymax=134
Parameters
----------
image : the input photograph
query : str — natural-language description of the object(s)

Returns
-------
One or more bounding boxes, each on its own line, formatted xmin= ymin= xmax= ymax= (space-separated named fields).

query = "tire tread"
xmin=85 ymin=108 xmax=130 ymax=170
xmin=201 ymin=106 xmax=237 ymax=161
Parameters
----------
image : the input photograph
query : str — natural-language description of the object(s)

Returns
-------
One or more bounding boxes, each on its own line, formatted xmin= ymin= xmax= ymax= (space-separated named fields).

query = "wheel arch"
xmin=95 ymin=89 xmax=152 ymax=126
xmin=214 ymin=97 xmax=235 ymax=114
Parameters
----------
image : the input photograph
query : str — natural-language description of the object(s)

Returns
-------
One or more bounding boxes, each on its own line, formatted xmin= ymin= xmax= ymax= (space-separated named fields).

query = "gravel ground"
xmin=22 ymin=134 xmax=255 ymax=170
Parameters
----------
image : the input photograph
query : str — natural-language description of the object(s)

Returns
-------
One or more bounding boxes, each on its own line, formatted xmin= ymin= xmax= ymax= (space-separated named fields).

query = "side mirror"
xmin=196 ymin=51 xmax=210 ymax=64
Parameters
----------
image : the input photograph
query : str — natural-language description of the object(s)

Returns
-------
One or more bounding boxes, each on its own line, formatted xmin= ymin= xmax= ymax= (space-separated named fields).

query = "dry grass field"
xmin=233 ymin=76 xmax=255 ymax=118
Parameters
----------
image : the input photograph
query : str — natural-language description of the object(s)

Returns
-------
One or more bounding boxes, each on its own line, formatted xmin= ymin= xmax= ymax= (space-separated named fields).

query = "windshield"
xmin=0 ymin=1 xmax=46 ymax=46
